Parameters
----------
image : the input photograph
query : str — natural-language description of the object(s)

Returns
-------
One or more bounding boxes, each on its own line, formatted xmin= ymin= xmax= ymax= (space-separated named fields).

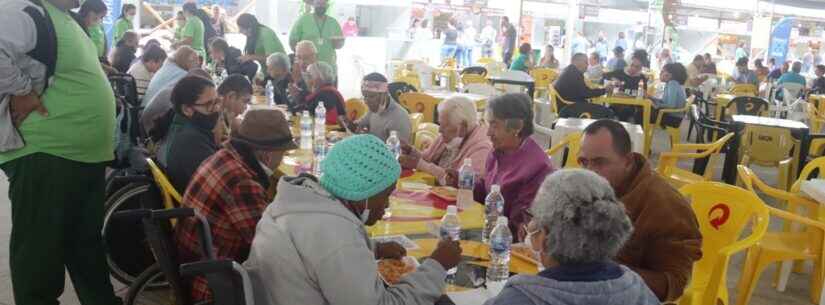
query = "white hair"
xmin=266 ymin=53 xmax=290 ymax=71
xmin=437 ymin=96 xmax=478 ymax=128
xmin=307 ymin=62 xmax=336 ymax=85
xmin=296 ymin=40 xmax=318 ymax=55
xmin=530 ymin=169 xmax=633 ymax=265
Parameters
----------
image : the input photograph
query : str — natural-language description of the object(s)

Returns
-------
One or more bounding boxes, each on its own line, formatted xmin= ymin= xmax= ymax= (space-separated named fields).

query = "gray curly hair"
xmin=530 ymin=169 xmax=633 ymax=265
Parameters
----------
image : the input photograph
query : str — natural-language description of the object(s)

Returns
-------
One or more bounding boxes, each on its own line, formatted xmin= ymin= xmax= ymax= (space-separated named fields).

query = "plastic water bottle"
xmin=265 ymin=81 xmax=275 ymax=106
xmin=440 ymin=205 xmax=461 ymax=275
xmin=313 ymin=103 xmax=327 ymax=176
xmin=386 ymin=131 xmax=401 ymax=160
xmin=300 ymin=111 xmax=312 ymax=150
xmin=487 ymin=216 xmax=512 ymax=282
xmin=482 ymin=185 xmax=504 ymax=244
xmin=636 ymin=80 xmax=644 ymax=100
xmin=457 ymin=158 xmax=474 ymax=208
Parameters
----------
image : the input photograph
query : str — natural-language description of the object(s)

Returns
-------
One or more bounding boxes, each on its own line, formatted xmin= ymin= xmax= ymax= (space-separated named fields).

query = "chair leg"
xmin=736 ymin=247 xmax=768 ymax=305
xmin=776 ymin=260 xmax=794 ymax=292
xmin=668 ymin=127 xmax=681 ymax=149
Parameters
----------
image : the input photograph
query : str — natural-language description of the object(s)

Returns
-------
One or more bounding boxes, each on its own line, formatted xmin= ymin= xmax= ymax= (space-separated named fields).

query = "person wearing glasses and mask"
xmin=159 ymin=75 xmax=222 ymax=193
xmin=485 ymin=169 xmax=659 ymax=305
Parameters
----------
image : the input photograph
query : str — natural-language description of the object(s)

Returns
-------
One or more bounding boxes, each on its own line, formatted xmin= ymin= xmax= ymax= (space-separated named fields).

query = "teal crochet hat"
xmin=320 ymin=134 xmax=401 ymax=201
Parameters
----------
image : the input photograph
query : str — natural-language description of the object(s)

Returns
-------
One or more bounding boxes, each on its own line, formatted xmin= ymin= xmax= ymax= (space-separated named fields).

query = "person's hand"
xmin=443 ymin=169 xmax=459 ymax=187
xmin=10 ymin=92 xmax=47 ymax=127
xmin=430 ymin=239 xmax=462 ymax=270
xmin=375 ymin=242 xmax=407 ymax=260
xmin=398 ymin=154 xmax=419 ymax=170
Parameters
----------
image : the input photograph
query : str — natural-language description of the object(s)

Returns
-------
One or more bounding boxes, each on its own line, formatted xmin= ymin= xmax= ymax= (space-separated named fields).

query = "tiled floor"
xmin=0 ymin=120 xmax=816 ymax=305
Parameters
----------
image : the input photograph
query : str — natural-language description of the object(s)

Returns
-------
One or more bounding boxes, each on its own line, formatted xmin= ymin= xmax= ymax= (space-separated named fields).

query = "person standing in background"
xmin=174 ymin=11 xmax=186 ymax=42
xmin=173 ymin=3 xmax=206 ymax=60
xmin=540 ymin=44 xmax=559 ymax=69
xmin=74 ymin=0 xmax=108 ymax=60
xmin=211 ymin=5 xmax=226 ymax=37
xmin=735 ymin=42 xmax=748 ymax=61
xmin=614 ymin=31 xmax=627 ymax=52
xmin=441 ymin=20 xmax=459 ymax=64
xmin=289 ymin=0 xmax=345 ymax=71
xmin=595 ymin=34 xmax=608 ymax=64
xmin=113 ymin=4 xmax=136 ymax=45
xmin=480 ymin=20 xmax=497 ymax=59
xmin=342 ymin=16 xmax=359 ymax=37
xmin=236 ymin=13 xmax=285 ymax=71
xmin=501 ymin=16 xmax=517 ymax=66
xmin=462 ymin=21 xmax=478 ymax=67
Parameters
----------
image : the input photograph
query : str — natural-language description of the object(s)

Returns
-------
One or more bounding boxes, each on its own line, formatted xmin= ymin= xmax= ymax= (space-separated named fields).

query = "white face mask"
xmin=259 ymin=161 xmax=274 ymax=177
xmin=445 ymin=136 xmax=463 ymax=150
xmin=524 ymin=229 xmax=545 ymax=271
xmin=359 ymin=199 xmax=371 ymax=224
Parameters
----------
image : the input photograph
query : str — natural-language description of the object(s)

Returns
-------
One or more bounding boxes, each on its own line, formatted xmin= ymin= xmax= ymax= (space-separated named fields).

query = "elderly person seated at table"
xmin=304 ymin=62 xmax=348 ymax=126
xmin=175 ymin=108 xmax=296 ymax=303
xmin=732 ymin=57 xmax=759 ymax=87
xmin=484 ymin=169 xmax=659 ymax=305
xmin=603 ymin=52 xmax=648 ymax=93
xmin=354 ymin=73 xmax=412 ymax=141
xmin=585 ymin=51 xmax=604 ymax=80
xmin=266 ymin=53 xmax=292 ymax=106
xmin=811 ymin=64 xmax=825 ymax=95
xmin=244 ymin=134 xmax=463 ymax=305
xmin=474 ymin=93 xmax=554 ymax=239
xmin=399 ymin=97 xmax=492 ymax=186
xmin=643 ymin=63 xmax=688 ymax=128
xmin=142 ymin=46 xmax=199 ymax=106
xmin=287 ymin=40 xmax=319 ymax=112
xmin=214 ymin=74 xmax=253 ymax=143
xmin=209 ymin=37 xmax=259 ymax=81
xmin=554 ymin=53 xmax=608 ymax=103
xmin=778 ymin=61 xmax=807 ymax=87
xmin=578 ymin=119 xmax=702 ymax=302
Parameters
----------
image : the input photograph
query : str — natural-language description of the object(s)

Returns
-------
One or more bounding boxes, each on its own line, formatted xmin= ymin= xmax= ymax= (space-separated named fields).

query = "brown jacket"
xmin=615 ymin=153 xmax=702 ymax=301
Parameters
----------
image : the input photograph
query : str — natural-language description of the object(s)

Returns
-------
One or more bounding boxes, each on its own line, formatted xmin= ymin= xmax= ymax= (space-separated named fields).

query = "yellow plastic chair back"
xmin=656 ymin=133 xmax=734 ymax=189
xmin=145 ymin=158 xmax=182 ymax=210
xmin=345 ymin=98 xmax=368 ymax=122
xmin=546 ymin=132 xmax=582 ymax=168
xmin=399 ymin=92 xmax=439 ymax=123
xmin=676 ymin=182 xmax=770 ymax=305
xmin=417 ymin=122 xmax=440 ymax=135
xmin=740 ymin=125 xmax=798 ymax=190
xmin=414 ymin=130 xmax=438 ymax=151
xmin=655 ymin=96 xmax=694 ymax=149
xmin=530 ymin=68 xmax=558 ymax=99
xmin=809 ymin=103 xmax=825 ymax=134
xmin=791 ymin=156 xmax=825 ymax=193
xmin=395 ymin=74 xmax=421 ymax=91
xmin=730 ymin=84 xmax=758 ymax=96
xmin=461 ymin=73 xmax=487 ymax=87
xmin=549 ymin=85 xmax=574 ymax=114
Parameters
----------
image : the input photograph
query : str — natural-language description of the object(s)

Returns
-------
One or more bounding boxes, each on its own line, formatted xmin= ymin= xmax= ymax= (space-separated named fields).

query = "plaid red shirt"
xmin=174 ymin=145 xmax=269 ymax=302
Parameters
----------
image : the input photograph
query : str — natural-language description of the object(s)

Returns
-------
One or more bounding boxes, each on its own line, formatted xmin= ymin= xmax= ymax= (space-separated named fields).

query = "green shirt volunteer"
xmin=255 ymin=25 xmax=285 ymax=57
xmin=182 ymin=16 xmax=205 ymax=56
xmin=0 ymin=1 xmax=116 ymax=165
xmin=88 ymin=24 xmax=106 ymax=58
xmin=113 ymin=17 xmax=131 ymax=44
xmin=289 ymin=14 xmax=343 ymax=69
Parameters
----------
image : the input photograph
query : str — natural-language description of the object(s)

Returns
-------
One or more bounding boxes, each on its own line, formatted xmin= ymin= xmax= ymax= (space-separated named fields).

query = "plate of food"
xmin=430 ymin=186 xmax=457 ymax=202
xmin=377 ymin=256 xmax=419 ymax=285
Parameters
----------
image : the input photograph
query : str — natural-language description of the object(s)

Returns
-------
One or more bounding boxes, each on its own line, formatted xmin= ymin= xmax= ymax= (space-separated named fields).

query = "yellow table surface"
xmin=408 ymin=239 xmax=539 ymax=276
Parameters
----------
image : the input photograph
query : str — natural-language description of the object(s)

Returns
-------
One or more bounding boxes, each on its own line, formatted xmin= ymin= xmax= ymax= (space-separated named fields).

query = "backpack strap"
xmin=23 ymin=0 xmax=57 ymax=91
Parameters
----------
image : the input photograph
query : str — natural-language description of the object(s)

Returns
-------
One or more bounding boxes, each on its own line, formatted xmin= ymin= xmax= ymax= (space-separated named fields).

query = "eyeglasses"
xmin=191 ymin=98 xmax=221 ymax=112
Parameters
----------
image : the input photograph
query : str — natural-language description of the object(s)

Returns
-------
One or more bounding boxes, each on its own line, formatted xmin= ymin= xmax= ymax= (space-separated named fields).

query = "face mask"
xmin=259 ymin=161 xmax=274 ymax=177
xmin=191 ymin=111 xmax=220 ymax=131
xmin=524 ymin=229 xmax=545 ymax=271
xmin=446 ymin=136 xmax=463 ymax=150
xmin=359 ymin=199 xmax=371 ymax=224
xmin=315 ymin=6 xmax=328 ymax=16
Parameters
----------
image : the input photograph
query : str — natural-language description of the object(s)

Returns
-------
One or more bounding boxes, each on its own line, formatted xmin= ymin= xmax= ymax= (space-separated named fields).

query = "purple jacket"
xmin=474 ymin=137 xmax=555 ymax=239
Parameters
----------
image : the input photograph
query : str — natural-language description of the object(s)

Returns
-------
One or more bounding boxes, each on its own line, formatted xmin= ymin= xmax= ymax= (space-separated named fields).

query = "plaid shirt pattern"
xmin=174 ymin=146 xmax=269 ymax=302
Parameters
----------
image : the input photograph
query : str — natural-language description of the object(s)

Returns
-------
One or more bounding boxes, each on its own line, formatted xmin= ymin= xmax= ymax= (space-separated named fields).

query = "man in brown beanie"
xmin=174 ymin=107 xmax=298 ymax=303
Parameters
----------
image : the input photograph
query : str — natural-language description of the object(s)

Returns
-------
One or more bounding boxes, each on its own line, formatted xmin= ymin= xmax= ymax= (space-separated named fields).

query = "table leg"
xmin=722 ymin=125 xmax=742 ymax=184
xmin=528 ymin=84 xmax=535 ymax=100
xmin=798 ymin=131 xmax=812 ymax=178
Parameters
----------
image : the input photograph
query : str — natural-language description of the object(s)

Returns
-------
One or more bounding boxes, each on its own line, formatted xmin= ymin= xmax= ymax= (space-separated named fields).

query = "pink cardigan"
xmin=416 ymin=124 xmax=492 ymax=185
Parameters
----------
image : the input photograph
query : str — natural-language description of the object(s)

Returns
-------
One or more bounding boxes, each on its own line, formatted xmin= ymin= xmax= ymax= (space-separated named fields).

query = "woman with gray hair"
xmin=304 ymin=61 xmax=348 ymax=126
xmin=266 ymin=52 xmax=292 ymax=106
xmin=484 ymin=169 xmax=659 ymax=305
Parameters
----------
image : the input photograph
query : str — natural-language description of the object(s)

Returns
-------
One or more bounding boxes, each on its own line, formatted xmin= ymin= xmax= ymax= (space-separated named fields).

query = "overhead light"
xmin=734 ymin=11 xmax=741 ymax=19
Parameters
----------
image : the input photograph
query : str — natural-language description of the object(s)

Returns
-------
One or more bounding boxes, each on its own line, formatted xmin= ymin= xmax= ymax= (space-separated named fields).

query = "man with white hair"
xmin=304 ymin=62 xmax=348 ymax=126
xmin=400 ymin=96 xmax=491 ymax=186
xmin=143 ymin=46 xmax=199 ymax=106
xmin=288 ymin=40 xmax=320 ymax=112
xmin=266 ymin=52 xmax=291 ymax=106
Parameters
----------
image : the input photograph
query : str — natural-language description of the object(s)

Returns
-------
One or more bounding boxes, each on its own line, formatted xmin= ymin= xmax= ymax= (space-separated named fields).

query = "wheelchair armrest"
xmin=109 ymin=175 xmax=153 ymax=187
xmin=150 ymin=208 xmax=195 ymax=221
xmin=112 ymin=209 xmax=152 ymax=221
xmin=179 ymin=259 xmax=235 ymax=278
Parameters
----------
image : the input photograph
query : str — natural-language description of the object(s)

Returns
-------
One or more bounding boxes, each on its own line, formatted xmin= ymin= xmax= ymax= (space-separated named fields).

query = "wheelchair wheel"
xmin=103 ymin=182 xmax=163 ymax=286
xmin=125 ymin=263 xmax=177 ymax=305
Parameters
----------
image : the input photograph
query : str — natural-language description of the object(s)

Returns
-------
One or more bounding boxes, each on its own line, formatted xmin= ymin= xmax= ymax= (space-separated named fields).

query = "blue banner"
xmin=103 ymin=0 xmax=122 ymax=48
xmin=769 ymin=17 xmax=793 ymax=65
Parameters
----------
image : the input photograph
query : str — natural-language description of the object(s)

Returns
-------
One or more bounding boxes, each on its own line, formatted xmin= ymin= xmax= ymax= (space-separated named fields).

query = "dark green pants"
xmin=1 ymin=153 xmax=120 ymax=305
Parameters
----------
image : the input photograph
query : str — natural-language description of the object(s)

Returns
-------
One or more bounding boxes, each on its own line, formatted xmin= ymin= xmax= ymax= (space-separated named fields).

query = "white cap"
xmin=497 ymin=216 xmax=508 ymax=225
xmin=490 ymin=184 xmax=501 ymax=192
xmin=446 ymin=205 xmax=458 ymax=214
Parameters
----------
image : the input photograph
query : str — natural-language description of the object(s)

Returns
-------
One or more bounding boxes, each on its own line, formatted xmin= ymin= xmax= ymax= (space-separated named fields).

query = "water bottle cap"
xmin=303 ymin=110 xmax=310 ymax=116
xmin=390 ymin=130 xmax=398 ymax=137
xmin=446 ymin=205 xmax=458 ymax=214
xmin=497 ymin=216 xmax=508 ymax=225
xmin=490 ymin=184 xmax=500 ymax=192
xmin=463 ymin=158 xmax=472 ymax=166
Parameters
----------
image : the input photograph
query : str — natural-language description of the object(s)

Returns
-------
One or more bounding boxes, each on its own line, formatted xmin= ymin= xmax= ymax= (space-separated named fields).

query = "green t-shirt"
xmin=510 ymin=54 xmax=529 ymax=72
xmin=182 ymin=16 xmax=205 ymax=54
xmin=255 ymin=26 xmax=285 ymax=57
xmin=289 ymin=14 xmax=343 ymax=68
xmin=113 ymin=18 xmax=131 ymax=44
xmin=0 ymin=1 xmax=116 ymax=165
xmin=88 ymin=24 xmax=106 ymax=58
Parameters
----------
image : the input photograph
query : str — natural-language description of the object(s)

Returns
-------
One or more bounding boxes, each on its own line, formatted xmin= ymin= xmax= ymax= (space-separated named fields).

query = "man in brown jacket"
xmin=577 ymin=119 xmax=702 ymax=302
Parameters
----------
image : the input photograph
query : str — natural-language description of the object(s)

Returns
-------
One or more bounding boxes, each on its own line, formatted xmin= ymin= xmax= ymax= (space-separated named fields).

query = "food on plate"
xmin=377 ymin=259 xmax=416 ymax=284
xmin=430 ymin=186 xmax=457 ymax=201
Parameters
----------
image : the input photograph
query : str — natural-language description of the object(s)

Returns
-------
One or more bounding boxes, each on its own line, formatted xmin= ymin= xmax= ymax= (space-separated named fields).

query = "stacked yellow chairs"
xmin=736 ymin=165 xmax=825 ymax=305
xmin=656 ymin=133 xmax=734 ymax=188
xmin=739 ymin=125 xmax=800 ymax=190
xmin=549 ymin=85 xmax=574 ymax=115
xmin=399 ymin=93 xmax=439 ymax=123
xmin=546 ymin=132 xmax=582 ymax=168
xmin=730 ymin=84 xmax=759 ymax=96
xmin=417 ymin=122 xmax=439 ymax=136
xmin=461 ymin=73 xmax=488 ymax=87
xmin=145 ymin=158 xmax=182 ymax=210
xmin=414 ymin=129 xmax=438 ymax=151
xmin=344 ymin=98 xmax=368 ymax=122
xmin=654 ymin=96 xmax=694 ymax=149
xmin=676 ymin=182 xmax=770 ymax=305
xmin=530 ymin=68 xmax=558 ymax=100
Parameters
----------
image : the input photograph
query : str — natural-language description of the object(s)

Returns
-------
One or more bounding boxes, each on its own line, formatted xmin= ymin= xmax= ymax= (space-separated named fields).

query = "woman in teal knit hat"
xmin=244 ymin=134 xmax=463 ymax=305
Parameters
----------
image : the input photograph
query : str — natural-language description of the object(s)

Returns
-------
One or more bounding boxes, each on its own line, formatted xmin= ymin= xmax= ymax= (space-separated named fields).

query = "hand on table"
xmin=442 ymin=169 xmax=459 ymax=187
xmin=10 ymin=92 xmax=47 ymax=127
xmin=375 ymin=241 xmax=407 ymax=260
xmin=398 ymin=154 xmax=419 ymax=170
xmin=430 ymin=239 xmax=463 ymax=270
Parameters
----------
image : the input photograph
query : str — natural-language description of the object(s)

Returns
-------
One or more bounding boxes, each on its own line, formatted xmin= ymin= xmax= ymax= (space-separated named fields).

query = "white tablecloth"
xmin=550 ymin=118 xmax=645 ymax=153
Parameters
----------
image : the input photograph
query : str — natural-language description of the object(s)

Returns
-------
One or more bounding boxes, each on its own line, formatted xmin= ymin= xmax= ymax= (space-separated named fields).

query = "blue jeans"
xmin=441 ymin=44 xmax=457 ymax=63
xmin=464 ymin=47 xmax=474 ymax=67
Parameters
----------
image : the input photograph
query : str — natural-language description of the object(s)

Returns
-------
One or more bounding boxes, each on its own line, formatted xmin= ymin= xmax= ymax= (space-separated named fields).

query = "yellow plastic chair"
xmin=409 ymin=113 xmax=423 ymax=144
xmin=810 ymin=103 xmax=825 ymax=134
xmin=736 ymin=165 xmax=825 ymax=305
xmin=476 ymin=57 xmax=495 ymax=66
xmin=399 ymin=92 xmax=439 ymax=123
xmin=417 ymin=122 xmax=439 ymax=136
xmin=461 ymin=73 xmax=488 ymax=87
xmin=546 ymin=132 xmax=581 ymax=168
xmin=145 ymin=158 xmax=182 ymax=210
xmin=656 ymin=133 xmax=734 ymax=188
xmin=791 ymin=156 xmax=825 ymax=193
xmin=654 ymin=96 xmax=694 ymax=149
xmin=730 ymin=84 xmax=758 ymax=96
xmin=530 ymin=68 xmax=558 ymax=100
xmin=675 ymin=182 xmax=770 ymax=305
xmin=739 ymin=125 xmax=800 ymax=190
xmin=414 ymin=130 xmax=438 ymax=151
xmin=345 ymin=98 xmax=368 ymax=122
xmin=549 ymin=85 xmax=574 ymax=115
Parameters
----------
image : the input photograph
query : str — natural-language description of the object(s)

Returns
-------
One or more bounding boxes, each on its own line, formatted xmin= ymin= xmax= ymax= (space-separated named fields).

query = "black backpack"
xmin=23 ymin=0 xmax=58 ymax=91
